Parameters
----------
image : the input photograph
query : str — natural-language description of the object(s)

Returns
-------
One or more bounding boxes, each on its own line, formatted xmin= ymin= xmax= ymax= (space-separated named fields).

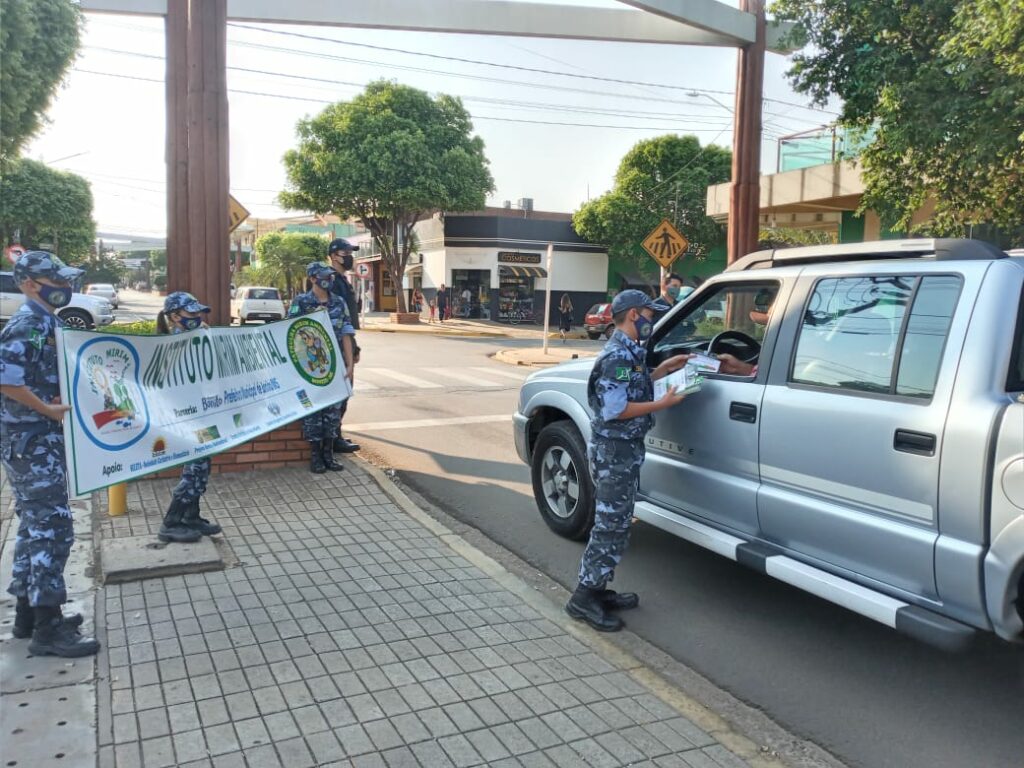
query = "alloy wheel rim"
xmin=540 ymin=445 xmax=580 ymax=519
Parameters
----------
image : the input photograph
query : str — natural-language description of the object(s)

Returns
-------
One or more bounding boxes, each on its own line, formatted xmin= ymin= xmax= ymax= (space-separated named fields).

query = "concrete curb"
xmin=361 ymin=325 xmax=510 ymax=338
xmin=356 ymin=457 xmax=841 ymax=768
xmin=492 ymin=347 xmax=597 ymax=368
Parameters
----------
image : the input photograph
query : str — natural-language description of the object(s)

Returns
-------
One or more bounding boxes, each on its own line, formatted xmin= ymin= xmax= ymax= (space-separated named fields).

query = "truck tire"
xmin=603 ymin=325 xmax=614 ymax=339
xmin=587 ymin=331 xmax=601 ymax=340
xmin=531 ymin=420 xmax=595 ymax=541
xmin=59 ymin=308 xmax=93 ymax=329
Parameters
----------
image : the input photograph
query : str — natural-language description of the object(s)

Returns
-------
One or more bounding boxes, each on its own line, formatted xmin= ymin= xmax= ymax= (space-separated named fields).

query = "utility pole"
xmin=541 ymin=243 xmax=554 ymax=355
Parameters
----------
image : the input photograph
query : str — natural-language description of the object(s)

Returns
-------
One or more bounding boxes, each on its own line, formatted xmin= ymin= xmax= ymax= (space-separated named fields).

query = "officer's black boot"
xmin=12 ymin=597 xmax=83 ymax=639
xmin=309 ymin=442 xmax=327 ymax=474
xmin=182 ymin=499 xmax=222 ymax=537
xmin=333 ymin=434 xmax=360 ymax=453
xmin=29 ymin=606 xmax=100 ymax=658
xmin=158 ymin=497 xmax=202 ymax=543
xmin=321 ymin=440 xmax=345 ymax=472
xmin=598 ymin=588 xmax=640 ymax=611
xmin=565 ymin=585 xmax=624 ymax=632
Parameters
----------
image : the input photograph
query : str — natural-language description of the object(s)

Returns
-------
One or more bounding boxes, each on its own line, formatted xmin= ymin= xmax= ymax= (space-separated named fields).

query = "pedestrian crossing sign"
xmin=642 ymin=219 xmax=689 ymax=269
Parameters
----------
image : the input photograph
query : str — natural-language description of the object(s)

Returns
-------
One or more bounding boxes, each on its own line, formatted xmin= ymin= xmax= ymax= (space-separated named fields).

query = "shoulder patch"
xmin=615 ymin=366 xmax=631 ymax=381
xmin=28 ymin=328 xmax=45 ymax=350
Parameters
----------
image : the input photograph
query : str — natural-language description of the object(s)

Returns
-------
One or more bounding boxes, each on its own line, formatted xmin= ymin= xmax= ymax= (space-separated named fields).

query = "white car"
xmin=84 ymin=282 xmax=119 ymax=308
xmin=230 ymin=286 xmax=286 ymax=324
xmin=0 ymin=271 xmax=115 ymax=329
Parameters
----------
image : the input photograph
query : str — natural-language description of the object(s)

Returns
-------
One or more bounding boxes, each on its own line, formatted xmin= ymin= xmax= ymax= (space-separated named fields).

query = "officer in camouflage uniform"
xmin=156 ymin=292 xmax=222 ymax=543
xmin=0 ymin=251 xmax=99 ymax=657
xmin=327 ymin=238 xmax=362 ymax=455
xmin=566 ymin=289 xmax=688 ymax=632
xmin=288 ymin=262 xmax=355 ymax=474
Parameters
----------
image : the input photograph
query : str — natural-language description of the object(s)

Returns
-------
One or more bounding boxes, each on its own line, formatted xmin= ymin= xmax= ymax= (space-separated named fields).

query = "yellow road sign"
xmin=229 ymin=194 xmax=250 ymax=233
xmin=642 ymin=219 xmax=689 ymax=269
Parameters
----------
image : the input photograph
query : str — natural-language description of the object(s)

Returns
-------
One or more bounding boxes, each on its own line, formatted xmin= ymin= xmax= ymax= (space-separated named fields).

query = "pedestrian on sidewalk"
xmin=566 ymin=289 xmax=688 ymax=632
xmin=412 ymin=288 xmax=425 ymax=316
xmin=289 ymin=263 xmax=355 ymax=474
xmin=155 ymin=292 xmax=223 ymax=544
xmin=0 ymin=251 xmax=99 ymax=657
xmin=558 ymin=293 xmax=574 ymax=343
xmin=428 ymin=298 xmax=437 ymax=323
xmin=436 ymin=283 xmax=448 ymax=323
xmin=327 ymin=238 xmax=362 ymax=456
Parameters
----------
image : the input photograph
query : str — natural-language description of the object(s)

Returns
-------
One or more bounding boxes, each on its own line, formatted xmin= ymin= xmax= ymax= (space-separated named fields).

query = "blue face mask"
xmin=38 ymin=283 xmax=72 ymax=308
xmin=179 ymin=316 xmax=202 ymax=331
xmin=633 ymin=314 xmax=653 ymax=341
xmin=315 ymin=278 xmax=333 ymax=290
xmin=667 ymin=285 xmax=681 ymax=299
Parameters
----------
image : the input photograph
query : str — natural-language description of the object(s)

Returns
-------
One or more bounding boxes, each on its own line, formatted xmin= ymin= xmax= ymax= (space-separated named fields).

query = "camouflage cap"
xmin=163 ymin=291 xmax=210 ymax=314
xmin=13 ymin=250 xmax=84 ymax=284
xmin=611 ymin=289 xmax=658 ymax=315
xmin=306 ymin=262 xmax=334 ymax=279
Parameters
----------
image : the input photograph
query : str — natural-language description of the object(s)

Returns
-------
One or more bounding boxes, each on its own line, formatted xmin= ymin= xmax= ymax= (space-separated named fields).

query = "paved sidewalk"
xmin=360 ymin=312 xmax=589 ymax=341
xmin=85 ymin=462 xmax=761 ymax=768
xmin=493 ymin=346 xmax=599 ymax=367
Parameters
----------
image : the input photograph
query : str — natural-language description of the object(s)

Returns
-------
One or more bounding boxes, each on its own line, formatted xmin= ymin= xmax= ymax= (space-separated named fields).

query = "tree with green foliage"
xmin=0 ymin=0 xmax=81 ymax=165
xmin=573 ymin=135 xmax=732 ymax=273
xmin=76 ymin=250 xmax=126 ymax=285
xmin=758 ymin=227 xmax=835 ymax=250
xmin=253 ymin=231 xmax=326 ymax=298
xmin=281 ymin=80 xmax=493 ymax=312
xmin=773 ymin=0 xmax=1024 ymax=235
xmin=0 ymin=158 xmax=95 ymax=260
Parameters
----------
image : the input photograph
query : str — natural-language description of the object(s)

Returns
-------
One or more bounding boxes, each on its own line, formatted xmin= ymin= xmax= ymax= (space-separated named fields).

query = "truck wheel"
xmin=59 ymin=308 xmax=93 ymax=329
xmin=603 ymin=326 xmax=614 ymax=339
xmin=531 ymin=421 xmax=594 ymax=541
xmin=587 ymin=331 xmax=601 ymax=340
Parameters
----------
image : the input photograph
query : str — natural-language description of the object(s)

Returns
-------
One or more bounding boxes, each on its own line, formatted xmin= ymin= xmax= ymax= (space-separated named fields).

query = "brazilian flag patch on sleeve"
xmin=615 ymin=366 xmax=630 ymax=381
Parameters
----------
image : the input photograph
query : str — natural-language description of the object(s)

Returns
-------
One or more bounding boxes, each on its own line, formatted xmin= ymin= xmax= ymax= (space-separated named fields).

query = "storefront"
xmin=415 ymin=207 xmax=609 ymax=325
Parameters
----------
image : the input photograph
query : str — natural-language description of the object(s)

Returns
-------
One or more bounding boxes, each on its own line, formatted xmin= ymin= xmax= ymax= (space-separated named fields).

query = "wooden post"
xmin=165 ymin=0 xmax=230 ymax=324
xmin=727 ymin=0 xmax=766 ymax=265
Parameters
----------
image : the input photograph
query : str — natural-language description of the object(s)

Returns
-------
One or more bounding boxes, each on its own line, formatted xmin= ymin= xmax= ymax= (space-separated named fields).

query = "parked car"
xmin=584 ymin=303 xmax=614 ymax=340
xmin=1 ymin=271 xmax=115 ymax=329
xmin=84 ymin=282 xmax=119 ymax=309
xmin=514 ymin=239 xmax=1024 ymax=650
xmin=230 ymin=286 xmax=286 ymax=324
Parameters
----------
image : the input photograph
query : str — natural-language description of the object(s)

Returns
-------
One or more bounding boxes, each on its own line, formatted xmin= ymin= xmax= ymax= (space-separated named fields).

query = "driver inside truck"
xmin=714 ymin=287 xmax=776 ymax=376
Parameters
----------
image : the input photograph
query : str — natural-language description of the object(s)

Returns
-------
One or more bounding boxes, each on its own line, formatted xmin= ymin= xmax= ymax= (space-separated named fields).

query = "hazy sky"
xmin=25 ymin=0 xmax=840 ymax=237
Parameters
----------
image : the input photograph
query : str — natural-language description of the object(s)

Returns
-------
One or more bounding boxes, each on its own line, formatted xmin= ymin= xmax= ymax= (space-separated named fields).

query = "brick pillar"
xmin=727 ymin=0 xmax=766 ymax=265
xmin=166 ymin=0 xmax=230 ymax=324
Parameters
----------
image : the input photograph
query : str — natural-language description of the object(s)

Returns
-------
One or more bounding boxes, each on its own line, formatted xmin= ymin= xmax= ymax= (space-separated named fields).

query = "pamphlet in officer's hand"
xmin=688 ymin=352 xmax=722 ymax=373
xmin=655 ymin=366 xmax=704 ymax=401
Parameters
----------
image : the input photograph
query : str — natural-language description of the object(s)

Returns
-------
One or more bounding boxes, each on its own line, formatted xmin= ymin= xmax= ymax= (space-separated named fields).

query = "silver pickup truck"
xmin=514 ymin=239 xmax=1024 ymax=650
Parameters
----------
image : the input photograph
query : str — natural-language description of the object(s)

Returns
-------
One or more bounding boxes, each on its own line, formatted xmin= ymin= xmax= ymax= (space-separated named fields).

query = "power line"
xmin=228 ymin=22 xmax=839 ymax=117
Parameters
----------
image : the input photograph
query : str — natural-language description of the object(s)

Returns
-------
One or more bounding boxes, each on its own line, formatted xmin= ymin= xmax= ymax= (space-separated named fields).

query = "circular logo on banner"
xmin=72 ymin=338 xmax=151 ymax=450
xmin=286 ymin=317 xmax=337 ymax=386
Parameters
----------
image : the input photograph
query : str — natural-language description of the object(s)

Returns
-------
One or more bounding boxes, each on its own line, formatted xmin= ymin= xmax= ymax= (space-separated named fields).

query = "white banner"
xmin=56 ymin=309 xmax=352 ymax=495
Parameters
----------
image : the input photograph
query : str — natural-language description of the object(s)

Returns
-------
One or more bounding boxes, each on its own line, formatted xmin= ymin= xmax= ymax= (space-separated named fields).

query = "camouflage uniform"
xmin=1 ymin=264 xmax=78 ymax=608
xmin=288 ymin=284 xmax=355 ymax=442
xmin=168 ymin=324 xmax=212 ymax=503
xmin=577 ymin=328 xmax=654 ymax=589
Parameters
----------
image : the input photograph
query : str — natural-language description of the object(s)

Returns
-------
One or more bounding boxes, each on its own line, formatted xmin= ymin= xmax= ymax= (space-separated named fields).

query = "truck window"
xmin=895 ymin=276 xmax=962 ymax=398
xmin=792 ymin=274 xmax=962 ymax=399
xmin=652 ymin=281 xmax=779 ymax=355
xmin=1010 ymin=288 xmax=1024 ymax=391
xmin=792 ymin=276 xmax=914 ymax=394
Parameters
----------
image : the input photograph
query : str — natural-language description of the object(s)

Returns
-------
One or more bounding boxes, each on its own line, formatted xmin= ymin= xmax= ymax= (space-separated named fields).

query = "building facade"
xmin=357 ymin=207 xmax=609 ymax=323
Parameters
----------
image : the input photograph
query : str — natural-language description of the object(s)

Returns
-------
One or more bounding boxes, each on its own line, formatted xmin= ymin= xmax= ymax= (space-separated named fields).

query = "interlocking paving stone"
xmin=92 ymin=466 xmax=746 ymax=768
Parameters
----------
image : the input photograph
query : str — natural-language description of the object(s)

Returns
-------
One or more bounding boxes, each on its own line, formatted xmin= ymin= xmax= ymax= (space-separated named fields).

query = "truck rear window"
xmin=1010 ymin=288 xmax=1024 ymax=391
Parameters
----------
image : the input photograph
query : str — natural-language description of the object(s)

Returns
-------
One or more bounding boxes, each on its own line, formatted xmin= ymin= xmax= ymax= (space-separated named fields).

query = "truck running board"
xmin=633 ymin=501 xmax=976 ymax=652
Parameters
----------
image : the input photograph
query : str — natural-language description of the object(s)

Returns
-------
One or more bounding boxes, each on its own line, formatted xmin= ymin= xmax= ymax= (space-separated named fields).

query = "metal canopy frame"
xmin=74 ymin=0 xmax=781 ymax=316
xmin=78 ymin=0 xmax=789 ymax=49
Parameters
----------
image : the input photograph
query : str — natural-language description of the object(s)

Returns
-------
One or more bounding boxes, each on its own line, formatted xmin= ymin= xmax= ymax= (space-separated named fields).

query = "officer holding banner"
xmin=0 ymin=251 xmax=99 ymax=657
xmin=327 ymin=238 xmax=361 ymax=455
xmin=289 ymin=263 xmax=355 ymax=473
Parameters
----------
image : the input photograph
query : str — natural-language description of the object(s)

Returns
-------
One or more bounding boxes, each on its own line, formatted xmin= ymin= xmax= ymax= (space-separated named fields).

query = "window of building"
xmin=792 ymin=275 xmax=962 ymax=399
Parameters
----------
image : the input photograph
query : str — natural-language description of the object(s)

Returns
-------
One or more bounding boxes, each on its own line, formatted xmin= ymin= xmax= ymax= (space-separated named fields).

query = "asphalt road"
xmin=345 ymin=330 xmax=1024 ymax=768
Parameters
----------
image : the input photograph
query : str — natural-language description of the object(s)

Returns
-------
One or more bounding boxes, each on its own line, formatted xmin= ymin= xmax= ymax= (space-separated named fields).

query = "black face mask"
xmin=334 ymin=252 xmax=354 ymax=271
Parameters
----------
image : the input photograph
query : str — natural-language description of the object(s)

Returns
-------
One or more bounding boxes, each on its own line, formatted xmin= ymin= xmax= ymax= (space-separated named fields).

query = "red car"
xmin=584 ymin=303 xmax=614 ymax=340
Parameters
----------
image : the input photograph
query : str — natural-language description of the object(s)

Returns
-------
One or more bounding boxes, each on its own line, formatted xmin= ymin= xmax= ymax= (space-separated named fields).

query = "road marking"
xmin=345 ymin=414 xmax=513 ymax=432
xmin=362 ymin=368 xmax=443 ymax=389
xmin=469 ymin=366 xmax=529 ymax=381
xmin=353 ymin=379 xmax=379 ymax=392
xmin=425 ymin=367 xmax=508 ymax=387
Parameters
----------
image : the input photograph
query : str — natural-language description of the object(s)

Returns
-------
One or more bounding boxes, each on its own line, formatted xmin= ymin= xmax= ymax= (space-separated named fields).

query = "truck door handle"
xmin=729 ymin=402 xmax=757 ymax=423
xmin=894 ymin=429 xmax=936 ymax=456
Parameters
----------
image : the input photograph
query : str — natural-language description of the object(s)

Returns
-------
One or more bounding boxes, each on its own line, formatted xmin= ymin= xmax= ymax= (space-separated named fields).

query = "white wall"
xmin=546 ymin=250 xmax=607 ymax=293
